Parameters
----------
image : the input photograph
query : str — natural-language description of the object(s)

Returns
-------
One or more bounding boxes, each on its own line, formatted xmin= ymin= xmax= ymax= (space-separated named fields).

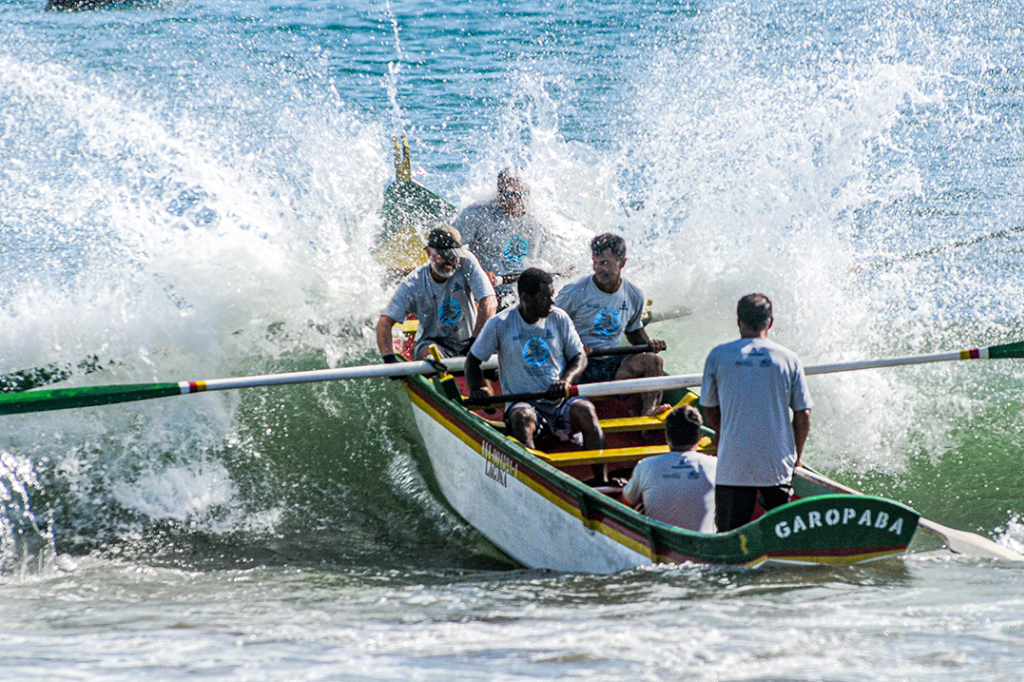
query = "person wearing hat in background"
xmin=376 ymin=226 xmax=497 ymax=361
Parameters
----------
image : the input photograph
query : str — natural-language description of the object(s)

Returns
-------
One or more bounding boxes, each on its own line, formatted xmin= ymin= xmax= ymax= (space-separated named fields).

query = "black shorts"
xmin=715 ymin=484 xmax=793 ymax=533
xmin=579 ymin=355 xmax=624 ymax=384
xmin=504 ymin=397 xmax=585 ymax=445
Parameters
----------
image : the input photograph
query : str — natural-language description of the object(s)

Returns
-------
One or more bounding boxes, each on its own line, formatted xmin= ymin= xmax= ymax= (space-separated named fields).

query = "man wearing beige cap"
xmin=376 ymin=226 xmax=498 ymax=361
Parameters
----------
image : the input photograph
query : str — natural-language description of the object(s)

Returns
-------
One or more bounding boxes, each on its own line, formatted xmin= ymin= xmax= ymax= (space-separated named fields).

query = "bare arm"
xmin=624 ymin=327 xmax=667 ymax=352
xmin=792 ymin=409 xmax=811 ymax=468
xmin=561 ymin=352 xmax=586 ymax=386
xmin=465 ymin=352 xmax=489 ymax=401
xmin=376 ymin=315 xmax=398 ymax=357
xmin=548 ymin=352 xmax=587 ymax=400
xmin=472 ymin=295 xmax=497 ymax=336
xmin=703 ymin=405 xmax=721 ymax=445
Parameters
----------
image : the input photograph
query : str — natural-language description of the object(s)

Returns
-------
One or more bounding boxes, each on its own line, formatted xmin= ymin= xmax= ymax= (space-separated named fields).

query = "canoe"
xmin=399 ymin=364 xmax=921 ymax=571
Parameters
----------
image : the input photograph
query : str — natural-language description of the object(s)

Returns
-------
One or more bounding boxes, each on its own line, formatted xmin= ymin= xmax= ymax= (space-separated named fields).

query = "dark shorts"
xmin=715 ymin=484 xmax=793 ymax=533
xmin=505 ymin=397 xmax=586 ymax=445
xmin=579 ymin=355 xmax=624 ymax=384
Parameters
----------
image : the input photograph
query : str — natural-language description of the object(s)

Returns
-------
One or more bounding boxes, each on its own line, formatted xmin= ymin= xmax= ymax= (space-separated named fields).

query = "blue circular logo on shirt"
xmin=438 ymin=297 xmax=462 ymax=325
xmin=522 ymin=337 xmax=551 ymax=367
xmin=502 ymin=236 xmax=530 ymax=263
xmin=592 ymin=307 xmax=621 ymax=336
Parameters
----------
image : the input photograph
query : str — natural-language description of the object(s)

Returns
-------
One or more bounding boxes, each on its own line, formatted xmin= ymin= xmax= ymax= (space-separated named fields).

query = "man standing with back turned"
xmin=701 ymin=294 xmax=812 ymax=533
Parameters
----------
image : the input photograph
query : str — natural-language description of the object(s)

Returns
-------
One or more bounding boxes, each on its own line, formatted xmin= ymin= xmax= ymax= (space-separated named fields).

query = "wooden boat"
xmin=398 ymin=359 xmax=921 ymax=571
xmin=378 ymin=138 xmax=924 ymax=570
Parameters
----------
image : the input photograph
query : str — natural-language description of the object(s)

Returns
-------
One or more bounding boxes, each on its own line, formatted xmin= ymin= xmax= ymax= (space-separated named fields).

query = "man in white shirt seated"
xmin=375 ymin=226 xmax=497 ymax=361
xmin=621 ymin=405 xmax=717 ymax=533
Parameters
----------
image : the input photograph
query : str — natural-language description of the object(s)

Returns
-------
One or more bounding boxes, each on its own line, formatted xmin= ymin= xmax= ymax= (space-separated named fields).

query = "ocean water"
xmin=2 ymin=0 xmax=1024 ymax=679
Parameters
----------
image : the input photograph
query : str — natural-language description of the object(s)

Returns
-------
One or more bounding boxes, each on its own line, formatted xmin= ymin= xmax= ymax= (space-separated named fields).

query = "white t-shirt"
xmin=700 ymin=337 xmax=813 ymax=487
xmin=383 ymin=252 xmax=495 ymax=358
xmin=469 ymin=306 xmax=585 ymax=396
xmin=554 ymin=275 xmax=646 ymax=349
xmin=622 ymin=450 xmax=717 ymax=533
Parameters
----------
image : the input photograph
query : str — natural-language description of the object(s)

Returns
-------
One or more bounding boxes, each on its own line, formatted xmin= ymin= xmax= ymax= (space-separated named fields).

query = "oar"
xmin=795 ymin=466 xmax=1024 ymax=561
xmin=851 ymin=224 xmax=1024 ymax=274
xmin=464 ymin=345 xmax=662 ymax=408
xmin=1 ymin=356 xmax=109 ymax=394
xmin=6 ymin=339 xmax=1023 ymax=415
xmin=464 ymin=339 xmax=1024 ymax=407
xmin=643 ymin=307 xmax=692 ymax=325
xmin=0 ymin=356 xmax=496 ymax=416
xmin=588 ymin=344 xmax=654 ymax=357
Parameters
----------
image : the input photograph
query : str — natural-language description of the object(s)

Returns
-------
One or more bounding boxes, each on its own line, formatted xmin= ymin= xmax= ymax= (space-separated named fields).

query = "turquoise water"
xmin=2 ymin=0 xmax=1024 ymax=679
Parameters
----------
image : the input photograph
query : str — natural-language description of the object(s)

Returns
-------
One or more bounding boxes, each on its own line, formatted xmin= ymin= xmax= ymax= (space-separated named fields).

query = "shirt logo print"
xmin=438 ymin=297 xmax=462 ymax=325
xmin=592 ymin=307 xmax=621 ymax=336
xmin=522 ymin=337 xmax=551 ymax=367
xmin=502 ymin=236 xmax=530 ymax=263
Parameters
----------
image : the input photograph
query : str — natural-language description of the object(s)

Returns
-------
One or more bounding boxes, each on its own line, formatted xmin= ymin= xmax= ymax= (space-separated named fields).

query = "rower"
xmin=554 ymin=233 xmax=668 ymax=416
xmin=464 ymin=268 xmax=604 ymax=453
xmin=621 ymin=405 xmax=717 ymax=533
xmin=375 ymin=226 xmax=497 ymax=361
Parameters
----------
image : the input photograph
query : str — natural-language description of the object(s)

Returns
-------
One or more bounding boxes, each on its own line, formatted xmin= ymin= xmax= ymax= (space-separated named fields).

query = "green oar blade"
xmin=987 ymin=340 xmax=1024 ymax=360
xmin=0 ymin=383 xmax=183 ymax=415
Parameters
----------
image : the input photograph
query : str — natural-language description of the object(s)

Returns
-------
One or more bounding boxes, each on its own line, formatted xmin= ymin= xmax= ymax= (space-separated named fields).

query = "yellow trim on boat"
xmin=406 ymin=385 xmax=484 ymax=458
xmin=405 ymin=384 xmax=659 ymax=561
xmin=534 ymin=444 xmax=671 ymax=467
xmin=533 ymin=435 xmax=711 ymax=467
xmin=650 ymin=390 xmax=700 ymax=422
xmin=599 ymin=415 xmax=671 ymax=432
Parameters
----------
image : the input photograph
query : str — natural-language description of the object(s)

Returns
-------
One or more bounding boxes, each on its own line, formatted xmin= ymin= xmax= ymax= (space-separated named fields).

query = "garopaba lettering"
xmin=774 ymin=506 xmax=906 ymax=539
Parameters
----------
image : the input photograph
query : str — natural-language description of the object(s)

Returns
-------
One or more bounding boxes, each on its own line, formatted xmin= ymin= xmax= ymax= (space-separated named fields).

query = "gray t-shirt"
xmin=554 ymin=275 xmax=646 ymax=349
xmin=622 ymin=450 xmax=717 ymax=533
xmin=469 ymin=306 xmax=585 ymax=396
xmin=453 ymin=200 xmax=550 ymax=299
xmin=383 ymin=252 xmax=495 ymax=358
xmin=700 ymin=337 xmax=813 ymax=487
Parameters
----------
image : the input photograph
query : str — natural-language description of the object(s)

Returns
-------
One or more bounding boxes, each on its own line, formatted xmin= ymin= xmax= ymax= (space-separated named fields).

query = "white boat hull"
xmin=408 ymin=386 xmax=650 ymax=573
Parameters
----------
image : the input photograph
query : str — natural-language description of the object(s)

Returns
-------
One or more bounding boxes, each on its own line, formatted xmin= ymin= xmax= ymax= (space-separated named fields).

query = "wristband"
xmin=382 ymin=353 xmax=398 ymax=364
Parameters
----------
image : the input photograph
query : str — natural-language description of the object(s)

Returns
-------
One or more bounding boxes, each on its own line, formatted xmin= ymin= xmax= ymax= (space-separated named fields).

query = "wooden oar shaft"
xmin=2 ymin=339 xmax=1021 ymax=416
xmin=574 ymin=339 xmax=1024 ymax=399
xmin=0 ymin=356 xmax=498 ymax=416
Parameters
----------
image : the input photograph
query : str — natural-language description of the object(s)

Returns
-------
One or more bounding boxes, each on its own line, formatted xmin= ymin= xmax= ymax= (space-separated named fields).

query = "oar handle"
xmin=588 ymin=344 xmax=653 ymax=357
xmin=464 ymin=385 xmax=580 ymax=409
xmin=494 ymin=271 xmax=570 ymax=286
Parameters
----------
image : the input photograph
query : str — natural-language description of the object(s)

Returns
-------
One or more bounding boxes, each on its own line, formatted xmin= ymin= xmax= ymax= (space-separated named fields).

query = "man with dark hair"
xmin=621 ymin=405 xmax=717 ymax=532
xmin=376 ymin=226 xmax=497 ymax=361
xmin=555 ymin=233 xmax=668 ymax=415
xmin=465 ymin=268 xmax=604 ymax=452
xmin=701 ymin=293 xmax=813 ymax=533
